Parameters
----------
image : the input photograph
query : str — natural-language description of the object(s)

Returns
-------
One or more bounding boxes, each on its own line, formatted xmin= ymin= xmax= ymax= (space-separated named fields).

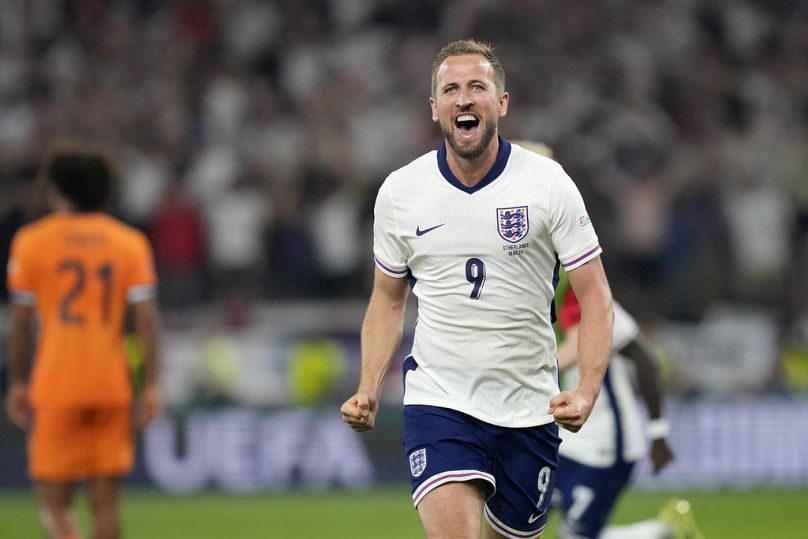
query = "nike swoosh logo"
xmin=527 ymin=510 xmax=545 ymax=524
xmin=415 ymin=224 xmax=444 ymax=236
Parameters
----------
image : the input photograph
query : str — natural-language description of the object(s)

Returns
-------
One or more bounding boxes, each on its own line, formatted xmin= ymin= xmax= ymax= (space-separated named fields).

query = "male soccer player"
xmin=553 ymin=282 xmax=702 ymax=539
xmin=5 ymin=144 xmax=161 ymax=539
xmin=341 ymin=39 xmax=613 ymax=539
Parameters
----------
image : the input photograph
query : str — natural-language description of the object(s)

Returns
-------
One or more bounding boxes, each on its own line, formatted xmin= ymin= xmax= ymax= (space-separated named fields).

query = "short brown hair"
xmin=431 ymin=39 xmax=506 ymax=98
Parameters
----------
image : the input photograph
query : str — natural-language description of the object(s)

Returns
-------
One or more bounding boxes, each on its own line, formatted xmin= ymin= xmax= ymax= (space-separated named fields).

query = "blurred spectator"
xmin=265 ymin=176 xmax=318 ymax=299
xmin=303 ymin=167 xmax=364 ymax=298
xmin=205 ymin=172 xmax=271 ymax=324
xmin=118 ymin=145 xmax=171 ymax=230
xmin=663 ymin=178 xmax=731 ymax=322
xmin=149 ymin=178 xmax=208 ymax=311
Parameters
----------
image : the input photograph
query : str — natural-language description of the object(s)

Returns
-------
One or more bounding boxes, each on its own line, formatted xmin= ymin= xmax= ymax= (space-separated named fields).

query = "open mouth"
xmin=455 ymin=114 xmax=480 ymax=138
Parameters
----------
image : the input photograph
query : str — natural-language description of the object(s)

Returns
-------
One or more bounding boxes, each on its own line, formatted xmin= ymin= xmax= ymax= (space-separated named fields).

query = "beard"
xmin=440 ymin=119 xmax=497 ymax=160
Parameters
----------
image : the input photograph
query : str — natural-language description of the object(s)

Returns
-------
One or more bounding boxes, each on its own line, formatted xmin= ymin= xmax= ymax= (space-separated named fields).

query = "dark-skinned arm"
xmin=131 ymin=298 xmax=161 ymax=427
xmin=621 ymin=334 xmax=674 ymax=473
xmin=5 ymin=303 xmax=34 ymax=429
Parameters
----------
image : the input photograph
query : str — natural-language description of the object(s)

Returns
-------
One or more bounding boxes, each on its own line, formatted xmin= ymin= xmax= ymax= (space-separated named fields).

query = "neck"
xmin=445 ymin=137 xmax=500 ymax=187
xmin=47 ymin=187 xmax=75 ymax=212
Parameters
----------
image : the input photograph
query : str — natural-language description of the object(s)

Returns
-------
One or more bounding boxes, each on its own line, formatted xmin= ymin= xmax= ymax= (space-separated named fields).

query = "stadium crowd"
xmin=0 ymin=0 xmax=806 ymax=337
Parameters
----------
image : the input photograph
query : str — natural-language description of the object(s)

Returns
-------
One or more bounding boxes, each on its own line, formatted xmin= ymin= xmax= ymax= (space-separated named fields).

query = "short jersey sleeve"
xmin=125 ymin=231 xmax=158 ymax=303
xmin=6 ymin=229 xmax=38 ymax=306
xmin=549 ymin=167 xmax=601 ymax=271
xmin=372 ymin=179 xmax=410 ymax=278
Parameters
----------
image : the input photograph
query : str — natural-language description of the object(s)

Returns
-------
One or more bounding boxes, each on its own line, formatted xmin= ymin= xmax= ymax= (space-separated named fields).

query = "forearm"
xmin=575 ymin=298 xmax=613 ymax=402
xmin=626 ymin=336 xmax=664 ymax=419
xmin=7 ymin=306 xmax=33 ymax=385
xmin=139 ymin=329 xmax=158 ymax=387
xmin=132 ymin=299 xmax=159 ymax=386
xmin=357 ymin=296 xmax=407 ymax=398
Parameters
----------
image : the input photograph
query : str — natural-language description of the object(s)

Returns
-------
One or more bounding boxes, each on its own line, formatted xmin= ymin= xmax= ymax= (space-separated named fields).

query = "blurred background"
xmin=0 ymin=0 xmax=807 ymax=536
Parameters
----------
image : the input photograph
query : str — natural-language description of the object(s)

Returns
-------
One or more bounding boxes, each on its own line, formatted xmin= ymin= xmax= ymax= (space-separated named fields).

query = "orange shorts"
xmin=29 ymin=406 xmax=133 ymax=482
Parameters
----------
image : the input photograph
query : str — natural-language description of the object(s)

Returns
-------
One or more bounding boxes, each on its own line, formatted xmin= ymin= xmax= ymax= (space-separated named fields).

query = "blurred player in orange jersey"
xmin=5 ymin=143 xmax=161 ymax=539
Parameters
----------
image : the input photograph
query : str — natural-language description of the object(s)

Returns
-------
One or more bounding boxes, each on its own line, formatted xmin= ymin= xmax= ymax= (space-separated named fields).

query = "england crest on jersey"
xmin=409 ymin=448 xmax=427 ymax=477
xmin=497 ymin=206 xmax=529 ymax=243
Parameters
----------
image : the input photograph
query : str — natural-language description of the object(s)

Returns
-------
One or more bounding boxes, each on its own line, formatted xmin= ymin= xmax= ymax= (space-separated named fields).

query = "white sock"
xmin=598 ymin=518 xmax=675 ymax=539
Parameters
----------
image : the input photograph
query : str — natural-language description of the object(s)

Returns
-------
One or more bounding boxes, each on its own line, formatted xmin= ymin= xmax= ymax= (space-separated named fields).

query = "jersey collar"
xmin=437 ymin=136 xmax=512 ymax=194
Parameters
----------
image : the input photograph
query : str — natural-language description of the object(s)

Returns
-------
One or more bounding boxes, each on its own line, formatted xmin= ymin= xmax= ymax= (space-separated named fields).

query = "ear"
xmin=429 ymin=97 xmax=438 ymax=123
xmin=498 ymin=92 xmax=509 ymax=118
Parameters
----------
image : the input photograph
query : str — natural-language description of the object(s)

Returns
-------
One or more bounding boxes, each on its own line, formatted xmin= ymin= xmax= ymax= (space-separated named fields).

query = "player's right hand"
xmin=340 ymin=391 xmax=378 ymax=432
xmin=5 ymin=382 xmax=30 ymax=430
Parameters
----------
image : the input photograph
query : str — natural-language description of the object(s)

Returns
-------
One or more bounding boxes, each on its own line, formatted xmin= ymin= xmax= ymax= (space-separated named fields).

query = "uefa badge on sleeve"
xmin=409 ymin=448 xmax=427 ymax=477
xmin=497 ymin=206 xmax=529 ymax=243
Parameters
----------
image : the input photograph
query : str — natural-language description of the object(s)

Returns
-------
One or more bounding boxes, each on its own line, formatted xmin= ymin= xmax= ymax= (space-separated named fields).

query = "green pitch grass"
xmin=0 ymin=486 xmax=806 ymax=538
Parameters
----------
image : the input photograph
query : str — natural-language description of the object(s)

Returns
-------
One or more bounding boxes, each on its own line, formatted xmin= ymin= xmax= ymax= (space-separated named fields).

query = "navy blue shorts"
xmin=552 ymin=455 xmax=635 ymax=538
xmin=403 ymin=405 xmax=561 ymax=539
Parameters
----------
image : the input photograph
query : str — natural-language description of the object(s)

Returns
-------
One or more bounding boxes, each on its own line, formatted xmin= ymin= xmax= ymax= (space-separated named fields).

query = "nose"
xmin=456 ymin=89 xmax=472 ymax=107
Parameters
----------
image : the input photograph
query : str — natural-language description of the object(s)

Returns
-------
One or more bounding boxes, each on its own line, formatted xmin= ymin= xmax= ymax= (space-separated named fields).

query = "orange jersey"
xmin=7 ymin=212 xmax=157 ymax=407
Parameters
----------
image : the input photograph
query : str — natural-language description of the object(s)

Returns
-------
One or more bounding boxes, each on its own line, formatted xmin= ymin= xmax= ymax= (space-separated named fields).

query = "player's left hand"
xmin=548 ymin=390 xmax=594 ymax=432
xmin=340 ymin=391 xmax=378 ymax=432
xmin=136 ymin=383 xmax=161 ymax=428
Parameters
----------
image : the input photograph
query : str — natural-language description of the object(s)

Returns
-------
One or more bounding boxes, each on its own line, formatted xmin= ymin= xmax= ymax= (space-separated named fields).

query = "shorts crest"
xmin=409 ymin=448 xmax=427 ymax=477
xmin=497 ymin=206 xmax=529 ymax=243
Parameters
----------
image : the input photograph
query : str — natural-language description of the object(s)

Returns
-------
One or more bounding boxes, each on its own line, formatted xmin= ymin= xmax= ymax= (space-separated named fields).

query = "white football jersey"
xmin=559 ymin=301 xmax=646 ymax=466
xmin=373 ymin=139 xmax=602 ymax=427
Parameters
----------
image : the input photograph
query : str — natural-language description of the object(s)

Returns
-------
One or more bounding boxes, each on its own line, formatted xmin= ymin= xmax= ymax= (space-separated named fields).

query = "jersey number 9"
xmin=465 ymin=258 xmax=486 ymax=300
